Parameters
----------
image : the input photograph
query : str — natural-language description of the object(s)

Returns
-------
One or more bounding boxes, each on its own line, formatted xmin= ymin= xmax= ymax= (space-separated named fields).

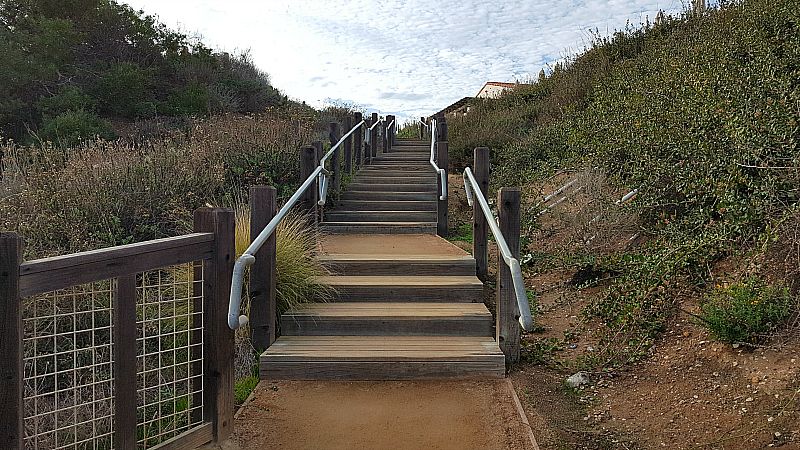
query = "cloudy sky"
xmin=123 ymin=0 xmax=685 ymax=122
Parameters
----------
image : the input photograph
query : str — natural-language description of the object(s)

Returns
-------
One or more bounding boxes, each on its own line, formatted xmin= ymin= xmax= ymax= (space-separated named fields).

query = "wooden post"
xmin=249 ymin=186 xmax=277 ymax=350
xmin=343 ymin=116 xmax=353 ymax=175
xmin=194 ymin=208 xmax=235 ymax=442
xmin=387 ymin=115 xmax=395 ymax=150
xmin=473 ymin=147 xmax=490 ymax=282
xmin=311 ymin=141 xmax=323 ymax=222
xmin=436 ymin=117 xmax=449 ymax=238
xmin=0 ymin=233 xmax=23 ymax=450
xmin=378 ymin=116 xmax=389 ymax=153
xmin=300 ymin=145 xmax=318 ymax=218
xmin=419 ymin=116 xmax=424 ymax=139
xmin=370 ymin=113 xmax=378 ymax=160
xmin=497 ymin=188 xmax=522 ymax=363
xmin=329 ymin=122 xmax=341 ymax=193
xmin=114 ymin=274 xmax=137 ymax=450
xmin=312 ymin=142 xmax=323 ymax=221
xmin=353 ymin=112 xmax=363 ymax=170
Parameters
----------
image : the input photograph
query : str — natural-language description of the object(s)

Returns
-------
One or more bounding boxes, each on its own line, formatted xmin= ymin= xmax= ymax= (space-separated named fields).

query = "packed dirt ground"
xmin=447 ymin=173 xmax=800 ymax=450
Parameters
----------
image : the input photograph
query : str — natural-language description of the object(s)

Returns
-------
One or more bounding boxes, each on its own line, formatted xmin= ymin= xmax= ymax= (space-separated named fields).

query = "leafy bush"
xmin=36 ymin=109 xmax=115 ymax=148
xmin=697 ymin=280 xmax=793 ymax=344
xmin=94 ymin=61 xmax=156 ymax=119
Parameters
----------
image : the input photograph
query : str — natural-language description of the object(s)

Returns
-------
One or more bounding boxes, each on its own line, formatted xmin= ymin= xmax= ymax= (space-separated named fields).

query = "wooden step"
xmin=281 ymin=303 xmax=492 ymax=337
xmin=350 ymin=175 xmax=435 ymax=183
xmin=321 ymin=222 xmax=437 ymax=234
xmin=317 ymin=254 xmax=475 ymax=276
xmin=339 ymin=191 xmax=437 ymax=201
xmin=319 ymin=275 xmax=483 ymax=302
xmin=325 ymin=211 xmax=437 ymax=222
xmin=259 ymin=336 xmax=504 ymax=380
xmin=345 ymin=183 xmax=434 ymax=192
xmin=330 ymin=200 xmax=436 ymax=211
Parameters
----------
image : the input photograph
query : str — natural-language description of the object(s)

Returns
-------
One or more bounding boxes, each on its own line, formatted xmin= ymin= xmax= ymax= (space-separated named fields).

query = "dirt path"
xmin=230 ymin=379 xmax=537 ymax=449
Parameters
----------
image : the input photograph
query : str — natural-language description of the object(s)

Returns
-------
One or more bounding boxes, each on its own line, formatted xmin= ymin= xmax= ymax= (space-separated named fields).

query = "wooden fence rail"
xmin=1 ymin=208 xmax=235 ymax=450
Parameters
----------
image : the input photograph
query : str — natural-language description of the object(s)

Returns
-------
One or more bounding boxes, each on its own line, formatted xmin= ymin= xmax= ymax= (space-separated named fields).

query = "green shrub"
xmin=697 ymin=279 xmax=793 ymax=344
xmin=163 ymin=79 xmax=210 ymax=116
xmin=36 ymin=109 xmax=115 ymax=148
xmin=36 ymin=86 xmax=95 ymax=117
xmin=94 ymin=61 xmax=156 ymax=119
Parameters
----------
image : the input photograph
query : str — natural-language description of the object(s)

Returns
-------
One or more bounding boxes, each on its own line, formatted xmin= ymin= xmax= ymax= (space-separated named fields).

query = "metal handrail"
xmin=462 ymin=167 xmax=534 ymax=331
xmin=228 ymin=119 xmax=365 ymax=330
xmin=429 ymin=118 xmax=447 ymax=201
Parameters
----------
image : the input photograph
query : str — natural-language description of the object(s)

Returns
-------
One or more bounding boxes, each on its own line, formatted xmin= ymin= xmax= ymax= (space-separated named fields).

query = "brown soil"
xmin=447 ymin=172 xmax=800 ymax=449
xmin=231 ymin=380 xmax=537 ymax=450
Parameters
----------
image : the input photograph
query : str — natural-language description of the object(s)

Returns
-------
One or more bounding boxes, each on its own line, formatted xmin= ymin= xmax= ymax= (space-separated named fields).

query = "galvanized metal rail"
xmin=228 ymin=118 xmax=367 ymax=329
xmin=462 ymin=167 xmax=534 ymax=331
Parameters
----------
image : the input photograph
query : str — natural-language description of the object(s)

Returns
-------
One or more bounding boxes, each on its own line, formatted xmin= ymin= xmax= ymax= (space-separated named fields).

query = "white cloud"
xmin=124 ymin=0 xmax=683 ymax=121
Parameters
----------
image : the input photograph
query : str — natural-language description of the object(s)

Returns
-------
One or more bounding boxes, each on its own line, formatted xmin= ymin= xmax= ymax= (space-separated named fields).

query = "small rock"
xmin=745 ymin=397 xmax=753 ymax=402
xmin=775 ymin=432 xmax=781 ymax=438
xmin=768 ymin=417 xmax=774 ymax=422
xmin=733 ymin=361 xmax=739 ymax=367
xmin=733 ymin=343 xmax=740 ymax=349
xmin=567 ymin=372 xmax=590 ymax=388
xmin=569 ymin=344 xmax=578 ymax=349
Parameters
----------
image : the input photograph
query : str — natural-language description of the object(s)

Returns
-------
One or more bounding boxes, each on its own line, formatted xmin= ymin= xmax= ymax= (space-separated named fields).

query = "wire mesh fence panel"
xmin=23 ymin=282 xmax=115 ymax=450
xmin=21 ymin=262 xmax=206 ymax=450
xmin=136 ymin=263 xmax=205 ymax=449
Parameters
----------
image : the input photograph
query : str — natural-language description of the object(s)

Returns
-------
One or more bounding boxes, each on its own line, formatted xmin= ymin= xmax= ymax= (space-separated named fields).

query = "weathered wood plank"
xmin=149 ymin=422 xmax=213 ymax=450
xmin=497 ymin=188 xmax=522 ymax=363
xmin=0 ymin=233 xmax=23 ymax=450
xmin=281 ymin=302 xmax=492 ymax=337
xmin=114 ymin=274 xmax=137 ymax=450
xmin=19 ymin=233 xmax=214 ymax=297
xmin=473 ymin=147 xmax=490 ymax=282
xmin=195 ymin=208 xmax=235 ymax=442
xmin=330 ymin=122 xmax=341 ymax=193
xmin=344 ymin=116 xmax=353 ymax=174
xmin=249 ymin=186 xmax=277 ymax=350
xmin=353 ymin=112 xmax=363 ymax=169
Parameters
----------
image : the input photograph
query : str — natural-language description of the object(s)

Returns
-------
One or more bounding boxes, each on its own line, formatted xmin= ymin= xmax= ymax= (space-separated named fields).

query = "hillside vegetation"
xmin=0 ymin=0 xmax=287 ymax=146
xmin=450 ymin=0 xmax=800 ymax=367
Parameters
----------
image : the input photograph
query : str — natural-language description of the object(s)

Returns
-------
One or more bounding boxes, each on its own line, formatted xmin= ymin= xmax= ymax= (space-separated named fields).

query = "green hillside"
xmin=0 ymin=0 xmax=286 ymax=146
xmin=449 ymin=0 xmax=799 ymax=367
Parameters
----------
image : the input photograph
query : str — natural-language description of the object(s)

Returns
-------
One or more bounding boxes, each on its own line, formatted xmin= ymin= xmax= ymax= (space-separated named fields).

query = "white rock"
xmin=567 ymin=372 xmax=590 ymax=388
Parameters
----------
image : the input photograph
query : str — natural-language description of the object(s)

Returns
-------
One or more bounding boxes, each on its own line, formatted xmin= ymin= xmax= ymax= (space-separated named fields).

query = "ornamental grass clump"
xmin=697 ymin=279 xmax=793 ymax=345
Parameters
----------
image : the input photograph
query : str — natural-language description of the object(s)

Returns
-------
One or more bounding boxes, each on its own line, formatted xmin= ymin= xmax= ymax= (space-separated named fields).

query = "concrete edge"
xmin=506 ymin=379 xmax=541 ymax=450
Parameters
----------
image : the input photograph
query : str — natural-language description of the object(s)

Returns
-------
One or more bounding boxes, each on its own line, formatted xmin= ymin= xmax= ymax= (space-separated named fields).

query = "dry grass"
xmin=0 ymin=108 xmax=316 ymax=258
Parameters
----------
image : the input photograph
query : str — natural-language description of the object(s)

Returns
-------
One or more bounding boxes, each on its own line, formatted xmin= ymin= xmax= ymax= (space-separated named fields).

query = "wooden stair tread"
xmin=318 ymin=275 xmax=483 ymax=286
xmin=262 ymin=336 xmax=502 ymax=358
xmin=286 ymin=302 xmax=491 ymax=317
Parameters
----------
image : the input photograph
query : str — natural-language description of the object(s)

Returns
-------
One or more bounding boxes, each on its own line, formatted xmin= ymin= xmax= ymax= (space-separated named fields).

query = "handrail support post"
xmin=497 ymin=188 xmax=522 ymax=363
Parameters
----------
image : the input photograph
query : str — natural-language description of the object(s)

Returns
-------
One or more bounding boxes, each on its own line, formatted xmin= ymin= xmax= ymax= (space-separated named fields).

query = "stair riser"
xmin=321 ymin=223 xmax=436 ymax=234
xmin=345 ymin=184 xmax=435 ymax=192
xmin=340 ymin=192 xmax=438 ymax=201
xmin=320 ymin=260 xmax=475 ymax=276
xmin=350 ymin=176 xmax=435 ymax=183
xmin=359 ymin=166 xmax=435 ymax=172
xmin=326 ymin=212 xmax=437 ymax=222
xmin=259 ymin=361 xmax=505 ymax=380
xmin=281 ymin=317 xmax=492 ymax=337
xmin=328 ymin=286 xmax=483 ymax=303
xmin=331 ymin=201 xmax=437 ymax=211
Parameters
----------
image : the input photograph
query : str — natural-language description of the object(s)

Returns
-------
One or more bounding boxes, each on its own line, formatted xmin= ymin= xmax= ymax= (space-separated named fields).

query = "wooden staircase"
xmin=259 ymin=138 xmax=505 ymax=380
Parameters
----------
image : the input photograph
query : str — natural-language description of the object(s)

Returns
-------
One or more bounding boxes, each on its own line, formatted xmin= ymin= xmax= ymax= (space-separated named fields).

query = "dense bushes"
xmin=0 ymin=0 xmax=288 ymax=145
